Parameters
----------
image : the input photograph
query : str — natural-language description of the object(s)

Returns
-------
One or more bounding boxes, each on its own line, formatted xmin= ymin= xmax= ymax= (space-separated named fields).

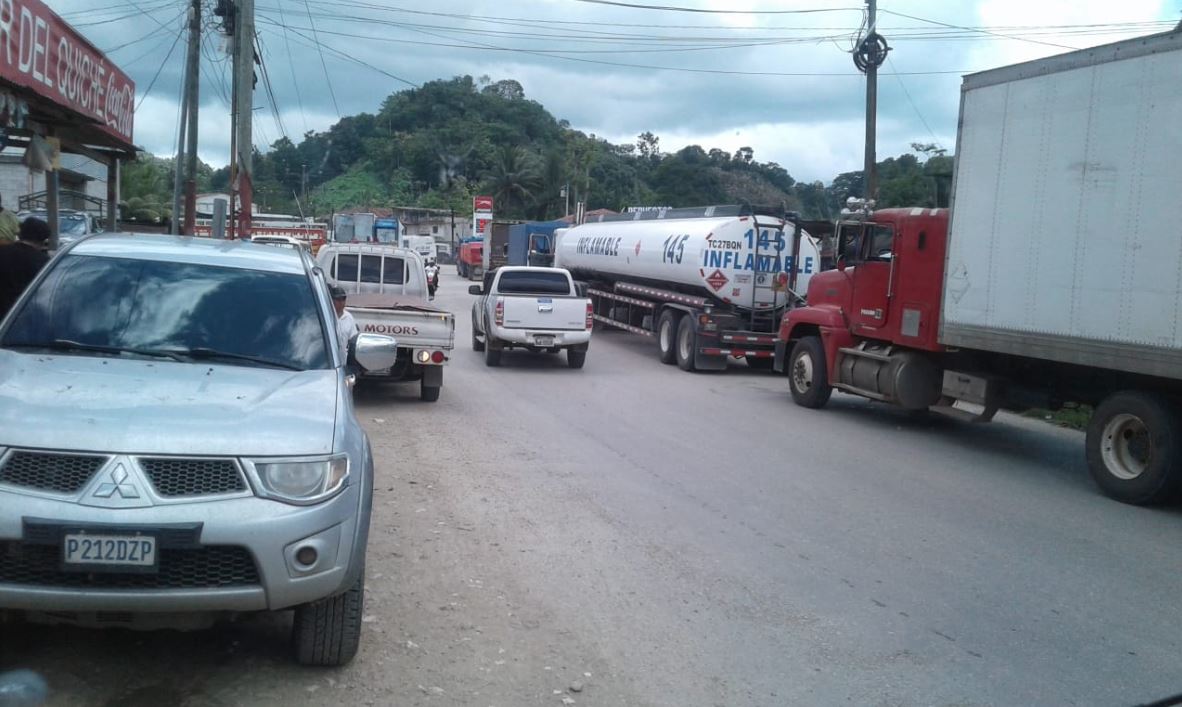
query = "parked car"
xmin=19 ymin=209 xmax=99 ymax=250
xmin=0 ymin=234 xmax=398 ymax=665
xmin=470 ymin=266 xmax=592 ymax=368
xmin=251 ymin=234 xmax=309 ymax=250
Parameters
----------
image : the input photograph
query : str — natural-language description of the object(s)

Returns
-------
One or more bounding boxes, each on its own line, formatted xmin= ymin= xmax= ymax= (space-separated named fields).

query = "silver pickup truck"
xmin=470 ymin=267 xmax=592 ymax=369
xmin=318 ymin=243 xmax=455 ymax=401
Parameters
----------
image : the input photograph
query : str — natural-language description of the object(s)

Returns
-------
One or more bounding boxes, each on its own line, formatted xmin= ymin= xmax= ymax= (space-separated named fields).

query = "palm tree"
xmin=484 ymin=146 xmax=542 ymax=217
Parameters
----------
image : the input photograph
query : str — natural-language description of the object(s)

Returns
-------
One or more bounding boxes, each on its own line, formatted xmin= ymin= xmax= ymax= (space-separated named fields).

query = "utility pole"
xmin=853 ymin=0 xmax=888 ymax=201
xmin=301 ymin=163 xmax=308 ymax=208
xmin=182 ymin=0 xmax=201 ymax=235
xmin=232 ymin=0 xmax=255 ymax=238
xmin=170 ymin=81 xmax=188 ymax=235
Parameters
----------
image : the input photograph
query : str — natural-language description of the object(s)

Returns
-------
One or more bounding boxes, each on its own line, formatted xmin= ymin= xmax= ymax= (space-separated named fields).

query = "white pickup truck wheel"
xmin=471 ymin=322 xmax=485 ymax=352
xmin=420 ymin=382 xmax=441 ymax=402
xmin=1086 ymin=391 xmax=1182 ymax=505
xmin=567 ymin=350 xmax=587 ymax=369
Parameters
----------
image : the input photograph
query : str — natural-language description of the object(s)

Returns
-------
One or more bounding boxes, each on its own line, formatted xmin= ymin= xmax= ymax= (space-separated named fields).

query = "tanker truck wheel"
xmin=657 ymin=310 xmax=680 ymax=365
xmin=675 ymin=316 xmax=697 ymax=372
xmin=1086 ymin=391 xmax=1182 ymax=505
xmin=788 ymin=336 xmax=832 ymax=409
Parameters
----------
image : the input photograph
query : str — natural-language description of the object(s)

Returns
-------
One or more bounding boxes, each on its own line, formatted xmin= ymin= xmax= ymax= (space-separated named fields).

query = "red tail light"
xmin=431 ymin=350 xmax=445 ymax=364
xmin=586 ymin=301 xmax=594 ymax=330
xmin=494 ymin=298 xmax=504 ymax=326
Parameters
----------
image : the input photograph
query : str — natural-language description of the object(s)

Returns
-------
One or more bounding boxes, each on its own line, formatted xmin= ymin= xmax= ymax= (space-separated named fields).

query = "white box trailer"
xmin=942 ymin=30 xmax=1182 ymax=379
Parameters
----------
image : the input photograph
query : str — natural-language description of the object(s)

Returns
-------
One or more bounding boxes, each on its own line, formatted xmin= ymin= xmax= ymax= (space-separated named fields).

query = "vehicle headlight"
xmin=252 ymin=456 xmax=349 ymax=504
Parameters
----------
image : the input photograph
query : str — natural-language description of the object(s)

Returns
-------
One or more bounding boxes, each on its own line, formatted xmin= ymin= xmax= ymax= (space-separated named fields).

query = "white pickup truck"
xmin=470 ymin=267 xmax=592 ymax=369
xmin=318 ymin=243 xmax=455 ymax=401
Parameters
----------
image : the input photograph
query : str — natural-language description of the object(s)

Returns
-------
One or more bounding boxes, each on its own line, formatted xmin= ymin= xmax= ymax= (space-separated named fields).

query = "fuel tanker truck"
xmin=553 ymin=205 xmax=821 ymax=372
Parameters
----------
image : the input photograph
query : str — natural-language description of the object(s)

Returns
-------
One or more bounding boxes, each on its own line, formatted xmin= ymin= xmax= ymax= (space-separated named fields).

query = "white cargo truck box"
xmin=941 ymin=30 xmax=1182 ymax=378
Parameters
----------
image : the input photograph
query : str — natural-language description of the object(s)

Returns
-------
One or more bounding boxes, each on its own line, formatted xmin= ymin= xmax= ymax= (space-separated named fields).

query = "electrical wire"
xmin=134 ymin=23 xmax=184 ymax=111
xmin=299 ymin=0 xmax=340 ymax=117
xmin=568 ymin=0 xmax=860 ymax=14
xmin=258 ymin=14 xmax=971 ymax=77
xmin=273 ymin=0 xmax=310 ymax=135
xmin=254 ymin=31 xmax=289 ymax=141
xmin=265 ymin=24 xmax=418 ymax=87
xmin=886 ymin=55 xmax=941 ymax=148
xmin=879 ymin=8 xmax=1078 ymax=50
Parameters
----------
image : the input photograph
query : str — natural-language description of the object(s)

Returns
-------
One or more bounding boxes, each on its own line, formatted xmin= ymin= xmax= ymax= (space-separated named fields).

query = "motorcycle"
xmin=425 ymin=262 xmax=440 ymax=299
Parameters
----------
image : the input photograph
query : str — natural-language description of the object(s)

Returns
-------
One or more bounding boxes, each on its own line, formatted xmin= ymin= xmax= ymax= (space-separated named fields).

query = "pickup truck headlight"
xmin=251 ymin=456 xmax=349 ymax=504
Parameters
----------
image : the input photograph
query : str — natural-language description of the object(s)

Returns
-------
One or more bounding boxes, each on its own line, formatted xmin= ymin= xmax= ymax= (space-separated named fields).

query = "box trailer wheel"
xmin=1086 ymin=391 xmax=1182 ymax=505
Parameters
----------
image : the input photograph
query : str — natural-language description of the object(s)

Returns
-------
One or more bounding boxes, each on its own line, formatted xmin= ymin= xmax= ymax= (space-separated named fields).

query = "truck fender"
xmin=780 ymin=307 xmax=852 ymax=385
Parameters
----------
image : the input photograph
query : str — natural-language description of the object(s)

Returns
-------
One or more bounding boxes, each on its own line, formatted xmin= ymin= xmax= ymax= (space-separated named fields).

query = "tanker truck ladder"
xmin=747 ymin=216 xmax=783 ymax=334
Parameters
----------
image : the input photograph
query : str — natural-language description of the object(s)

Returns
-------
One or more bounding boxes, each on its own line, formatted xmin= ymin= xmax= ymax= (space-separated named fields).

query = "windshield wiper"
xmin=169 ymin=347 xmax=304 ymax=371
xmin=8 ymin=339 xmax=186 ymax=362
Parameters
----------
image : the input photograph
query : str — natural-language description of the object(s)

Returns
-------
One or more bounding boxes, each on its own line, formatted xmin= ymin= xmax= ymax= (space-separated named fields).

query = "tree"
xmin=483 ymin=145 xmax=542 ymax=218
xmin=636 ymin=131 xmax=660 ymax=162
xmin=482 ymin=79 xmax=525 ymax=101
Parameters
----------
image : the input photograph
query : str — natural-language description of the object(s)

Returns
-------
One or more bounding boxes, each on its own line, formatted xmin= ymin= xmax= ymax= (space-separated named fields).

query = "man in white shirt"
xmin=330 ymin=285 xmax=358 ymax=364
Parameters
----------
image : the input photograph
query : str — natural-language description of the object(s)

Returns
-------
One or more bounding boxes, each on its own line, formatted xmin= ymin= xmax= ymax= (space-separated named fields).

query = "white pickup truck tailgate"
xmin=347 ymin=294 xmax=455 ymax=349
xmin=501 ymin=296 xmax=586 ymax=331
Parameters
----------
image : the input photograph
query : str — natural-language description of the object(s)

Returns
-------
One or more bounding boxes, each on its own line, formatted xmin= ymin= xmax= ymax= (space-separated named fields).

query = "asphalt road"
xmin=6 ymin=268 xmax=1182 ymax=707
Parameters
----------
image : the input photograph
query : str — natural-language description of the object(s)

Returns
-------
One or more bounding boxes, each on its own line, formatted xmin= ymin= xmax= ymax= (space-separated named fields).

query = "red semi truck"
xmin=775 ymin=29 xmax=1182 ymax=505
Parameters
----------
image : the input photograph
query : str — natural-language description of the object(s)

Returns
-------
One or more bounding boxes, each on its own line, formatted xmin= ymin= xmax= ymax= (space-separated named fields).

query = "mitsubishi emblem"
xmin=93 ymin=464 xmax=140 ymax=499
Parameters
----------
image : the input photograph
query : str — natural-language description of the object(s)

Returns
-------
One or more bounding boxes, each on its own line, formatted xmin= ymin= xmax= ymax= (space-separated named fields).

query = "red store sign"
xmin=0 ymin=0 xmax=135 ymax=145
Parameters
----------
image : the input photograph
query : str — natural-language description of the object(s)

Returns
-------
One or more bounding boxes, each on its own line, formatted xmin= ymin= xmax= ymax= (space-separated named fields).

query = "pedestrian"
xmin=0 ymin=217 xmax=51 ymax=318
xmin=0 ymin=195 xmax=19 ymax=245
xmin=330 ymin=285 xmax=358 ymax=365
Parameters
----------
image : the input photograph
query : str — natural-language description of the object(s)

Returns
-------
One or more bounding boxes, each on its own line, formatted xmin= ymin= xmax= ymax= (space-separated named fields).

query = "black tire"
xmin=746 ymin=357 xmax=775 ymax=371
xmin=1086 ymin=391 xmax=1182 ymax=505
xmin=675 ymin=315 xmax=697 ymax=372
xmin=291 ymin=571 xmax=364 ymax=666
xmin=656 ymin=310 xmax=679 ymax=365
xmin=567 ymin=350 xmax=587 ymax=369
xmin=471 ymin=320 xmax=485 ymax=352
xmin=420 ymin=383 xmax=441 ymax=402
xmin=788 ymin=336 xmax=832 ymax=408
xmin=484 ymin=338 xmax=502 ymax=367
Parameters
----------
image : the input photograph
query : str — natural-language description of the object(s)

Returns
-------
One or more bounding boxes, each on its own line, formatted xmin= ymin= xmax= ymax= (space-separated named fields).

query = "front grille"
xmin=0 ymin=542 xmax=259 ymax=589
xmin=138 ymin=458 xmax=246 ymax=497
xmin=0 ymin=452 xmax=107 ymax=493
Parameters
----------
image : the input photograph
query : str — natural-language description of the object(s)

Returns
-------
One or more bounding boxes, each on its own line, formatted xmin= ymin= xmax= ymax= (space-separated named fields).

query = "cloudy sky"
xmin=60 ymin=0 xmax=1179 ymax=183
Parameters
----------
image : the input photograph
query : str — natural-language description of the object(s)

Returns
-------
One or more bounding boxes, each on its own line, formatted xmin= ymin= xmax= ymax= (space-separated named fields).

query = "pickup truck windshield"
xmin=1 ymin=254 xmax=331 ymax=370
xmin=497 ymin=271 xmax=571 ymax=295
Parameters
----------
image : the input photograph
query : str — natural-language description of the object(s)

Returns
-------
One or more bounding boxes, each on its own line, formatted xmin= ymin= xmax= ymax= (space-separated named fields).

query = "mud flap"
xmin=421 ymin=364 xmax=443 ymax=387
xmin=694 ymin=350 xmax=727 ymax=371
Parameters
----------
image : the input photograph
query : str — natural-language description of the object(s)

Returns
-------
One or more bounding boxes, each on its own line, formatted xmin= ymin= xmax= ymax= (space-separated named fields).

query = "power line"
xmin=254 ymin=31 xmax=289 ymax=141
xmin=258 ymin=15 xmax=972 ymax=77
xmin=886 ymin=55 xmax=940 ymax=148
xmin=259 ymin=14 xmax=417 ymax=87
xmin=568 ymin=0 xmax=860 ymax=14
xmin=273 ymin=0 xmax=309 ymax=135
xmin=879 ymin=8 xmax=1078 ymax=50
xmin=135 ymin=24 xmax=184 ymax=111
xmin=300 ymin=0 xmax=340 ymax=117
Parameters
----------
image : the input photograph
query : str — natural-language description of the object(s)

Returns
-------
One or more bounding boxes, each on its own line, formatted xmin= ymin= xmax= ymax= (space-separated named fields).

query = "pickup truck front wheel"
xmin=291 ymin=571 xmax=364 ymax=666
xmin=484 ymin=338 xmax=502 ymax=367
xmin=567 ymin=349 xmax=587 ymax=369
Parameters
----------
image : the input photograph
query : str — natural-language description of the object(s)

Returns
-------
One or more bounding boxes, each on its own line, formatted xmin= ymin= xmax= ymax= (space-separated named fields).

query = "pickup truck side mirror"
xmin=468 ymin=285 xmax=483 ymax=295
